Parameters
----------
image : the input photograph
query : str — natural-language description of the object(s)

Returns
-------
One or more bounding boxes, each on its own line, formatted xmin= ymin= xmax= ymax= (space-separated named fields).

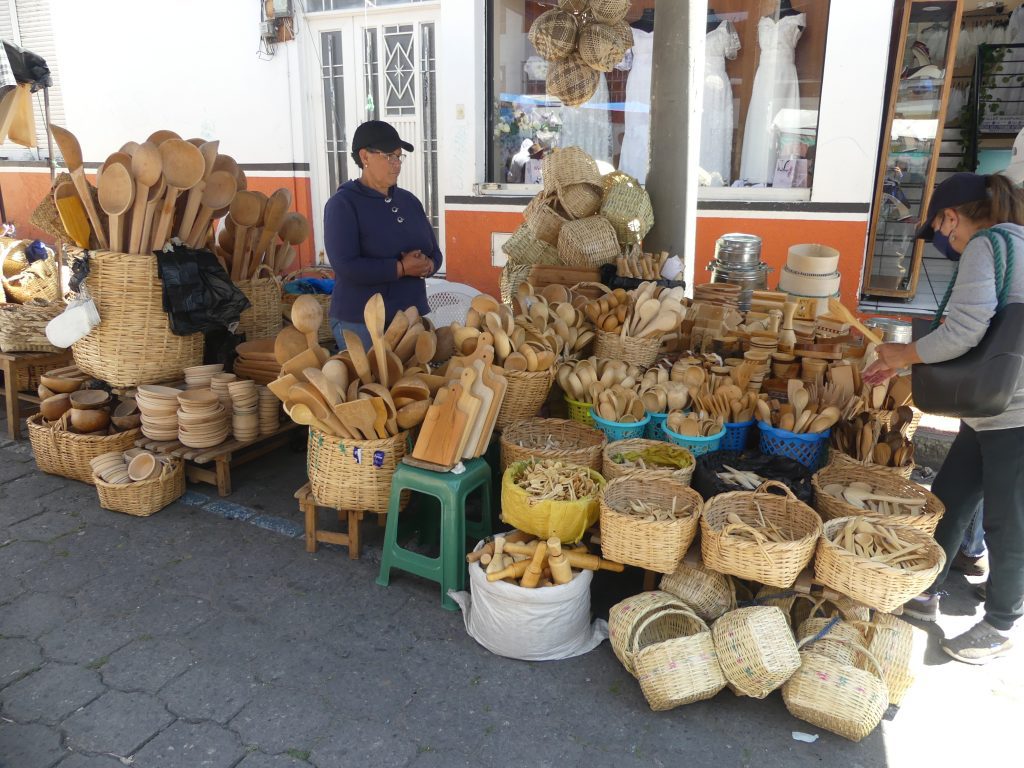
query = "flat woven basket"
xmin=2 ymin=256 xmax=60 ymax=305
xmin=70 ymin=250 xmax=204 ymax=388
xmin=529 ymin=8 xmax=578 ymax=61
xmin=782 ymin=636 xmax=889 ymax=742
xmin=814 ymin=517 xmax=945 ymax=613
xmin=812 ymin=462 xmax=944 ymax=535
xmin=593 ymin=328 xmax=661 ymax=367
xmin=863 ymin=612 xmax=914 ymax=706
xmin=27 ymin=413 xmax=141 ymax=485
xmin=495 ymin=367 xmax=555 ymax=432
xmin=602 ymin=438 xmax=695 ymax=485
xmin=282 ymin=266 xmax=335 ymax=343
xmin=307 ymin=427 xmax=409 ymax=514
xmin=659 ymin=559 xmax=736 ymax=622
xmin=525 ymin=196 xmax=568 ymax=245
xmin=578 ymin=21 xmax=628 ymax=72
xmin=502 ymin=222 xmax=560 ymax=267
xmin=632 ymin=604 xmax=726 ymax=711
xmin=95 ymin=459 xmax=185 ymax=517
xmin=558 ymin=216 xmax=620 ymax=268
xmin=600 ymin=475 xmax=703 ymax=573
xmin=0 ymin=300 xmax=63 ymax=353
xmin=235 ymin=265 xmax=282 ymax=341
xmin=547 ymin=55 xmax=600 ymax=107
xmin=712 ymin=606 xmax=801 ymax=699
xmin=500 ymin=417 xmax=606 ymax=473
xmin=826 ymin=449 xmax=914 ymax=480
xmin=608 ymin=590 xmax=689 ymax=676
xmin=558 ymin=182 xmax=603 ymax=220
xmin=601 ymin=180 xmax=654 ymax=245
xmin=700 ymin=481 xmax=823 ymax=588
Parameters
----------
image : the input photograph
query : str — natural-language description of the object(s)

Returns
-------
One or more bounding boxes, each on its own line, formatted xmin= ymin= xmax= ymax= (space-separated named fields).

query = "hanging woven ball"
xmin=589 ymin=0 xmax=630 ymax=24
xmin=547 ymin=55 xmax=600 ymax=107
xmin=610 ymin=19 xmax=634 ymax=52
xmin=529 ymin=9 xmax=579 ymax=62
xmin=578 ymin=21 xmax=628 ymax=72
xmin=559 ymin=0 xmax=591 ymax=13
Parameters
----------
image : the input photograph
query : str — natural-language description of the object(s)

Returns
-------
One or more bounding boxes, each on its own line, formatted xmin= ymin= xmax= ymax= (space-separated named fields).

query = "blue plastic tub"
xmin=662 ymin=422 xmax=726 ymax=457
xmin=722 ymin=420 xmax=756 ymax=452
xmin=757 ymin=421 xmax=830 ymax=470
xmin=645 ymin=412 xmax=668 ymax=440
xmin=590 ymin=409 xmax=650 ymax=442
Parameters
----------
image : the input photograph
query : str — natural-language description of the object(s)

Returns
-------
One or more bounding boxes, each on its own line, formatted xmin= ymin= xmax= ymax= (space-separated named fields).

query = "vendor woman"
xmin=323 ymin=120 xmax=442 ymax=350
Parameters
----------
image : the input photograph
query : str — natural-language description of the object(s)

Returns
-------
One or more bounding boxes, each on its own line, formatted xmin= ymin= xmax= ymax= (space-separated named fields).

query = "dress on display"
xmin=740 ymin=13 xmax=805 ymax=184
xmin=560 ymin=72 xmax=612 ymax=166
xmin=701 ymin=22 xmax=741 ymax=183
xmin=619 ymin=28 xmax=653 ymax=183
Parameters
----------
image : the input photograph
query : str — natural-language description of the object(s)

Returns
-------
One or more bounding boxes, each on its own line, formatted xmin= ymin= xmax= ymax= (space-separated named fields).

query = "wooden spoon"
xmin=305 ymin=367 xmax=343 ymax=408
xmin=274 ymin=326 xmax=307 ymax=364
xmin=332 ymin=399 xmax=379 ymax=440
xmin=98 ymin=151 xmax=132 ymax=177
xmin=289 ymin=382 xmax=347 ymax=436
xmin=49 ymin=123 xmax=109 ymax=249
xmin=128 ymin=141 xmax=162 ymax=254
xmin=284 ymin=402 xmax=330 ymax=434
xmin=414 ymin=332 xmax=436 ymax=366
xmin=178 ymin=140 xmax=219 ymax=241
xmin=290 ymin=295 xmax=324 ymax=351
xmin=252 ymin=188 xmax=292 ymax=272
xmin=146 ymin=129 xmax=181 ymax=145
xmin=228 ymin=191 xmax=263 ymax=279
xmin=321 ymin=359 xmax=349 ymax=400
xmin=53 ymin=181 xmax=92 ymax=248
xmin=396 ymin=399 xmax=429 ymax=430
xmin=151 ymin=139 xmax=205 ymax=250
xmin=274 ymin=212 xmax=310 ymax=272
xmin=363 ymin=294 xmax=389 ymax=388
xmin=97 ymin=163 xmax=134 ymax=253
xmin=343 ymin=330 xmax=374 ymax=385
xmin=186 ymin=170 xmax=237 ymax=248
xmin=138 ymin=175 xmax=166 ymax=255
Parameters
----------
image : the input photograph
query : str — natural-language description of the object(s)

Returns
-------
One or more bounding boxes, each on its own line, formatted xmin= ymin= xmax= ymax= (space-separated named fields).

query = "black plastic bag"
xmin=156 ymin=247 xmax=251 ymax=336
xmin=598 ymin=262 xmax=686 ymax=292
xmin=692 ymin=450 xmax=814 ymax=505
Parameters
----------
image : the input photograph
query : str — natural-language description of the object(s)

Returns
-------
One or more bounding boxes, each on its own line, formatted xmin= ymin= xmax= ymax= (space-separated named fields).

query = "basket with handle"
xmin=602 ymin=438 xmax=695 ymax=485
xmin=659 ymin=558 xmax=736 ymax=622
xmin=95 ymin=458 xmax=185 ymax=517
xmin=871 ymin=407 xmax=923 ymax=441
xmin=306 ymin=426 xmax=410 ymax=514
xmin=558 ymin=216 xmax=620 ymax=268
xmin=502 ymin=222 xmax=560 ymax=267
xmin=524 ymin=195 xmax=568 ymax=246
xmin=790 ymin=592 xmax=872 ymax=629
xmin=863 ymin=612 xmax=914 ymax=706
xmin=608 ymin=590 xmax=689 ymax=676
xmin=700 ymin=481 xmax=823 ymax=588
xmin=281 ymin=266 xmax=334 ymax=344
xmin=499 ymin=417 xmax=606 ymax=473
xmin=495 ymin=367 xmax=555 ymax=431
xmin=593 ymin=328 xmax=661 ymax=368
xmin=795 ymin=616 xmax=866 ymax=666
xmin=599 ymin=475 xmax=703 ymax=574
xmin=27 ymin=413 xmax=141 ymax=485
xmin=812 ymin=462 xmax=944 ymax=535
xmin=711 ymin=606 xmax=801 ymax=699
xmin=826 ymin=449 xmax=914 ymax=480
xmin=0 ymin=300 xmax=63 ymax=353
xmin=235 ymin=264 xmax=283 ymax=341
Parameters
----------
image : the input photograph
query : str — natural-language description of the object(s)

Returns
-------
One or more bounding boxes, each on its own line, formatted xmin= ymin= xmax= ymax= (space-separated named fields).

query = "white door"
xmin=303 ymin=5 xmax=441 ymax=263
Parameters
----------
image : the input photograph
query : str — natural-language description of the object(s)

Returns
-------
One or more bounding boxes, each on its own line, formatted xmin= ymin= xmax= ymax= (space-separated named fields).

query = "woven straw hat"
xmin=578 ymin=22 xmax=628 ymax=72
xmin=590 ymin=0 xmax=630 ymax=24
xmin=547 ymin=55 xmax=600 ymax=107
xmin=529 ymin=9 xmax=579 ymax=62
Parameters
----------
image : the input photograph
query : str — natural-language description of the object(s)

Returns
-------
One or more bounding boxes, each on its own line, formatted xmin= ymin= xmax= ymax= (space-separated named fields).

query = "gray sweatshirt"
xmin=915 ymin=223 xmax=1024 ymax=431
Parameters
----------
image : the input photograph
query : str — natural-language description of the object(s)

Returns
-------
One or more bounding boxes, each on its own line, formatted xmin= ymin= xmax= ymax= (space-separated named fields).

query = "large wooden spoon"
xmin=49 ymin=123 xmax=108 ymax=249
xmin=252 ymin=188 xmax=292 ymax=273
xmin=274 ymin=212 xmax=310 ymax=273
xmin=151 ymin=139 xmax=205 ymax=250
xmin=186 ymin=170 xmax=236 ymax=248
xmin=274 ymin=326 xmax=307 ymax=364
xmin=138 ymin=176 xmax=166 ymax=255
xmin=290 ymin=295 xmax=324 ymax=352
xmin=128 ymin=141 xmax=162 ymax=254
xmin=364 ymin=294 xmax=388 ymax=388
xmin=289 ymin=382 xmax=347 ymax=436
xmin=53 ymin=181 xmax=92 ymax=248
xmin=178 ymin=140 xmax=219 ymax=241
xmin=97 ymin=163 xmax=134 ymax=253
xmin=228 ymin=191 xmax=263 ymax=279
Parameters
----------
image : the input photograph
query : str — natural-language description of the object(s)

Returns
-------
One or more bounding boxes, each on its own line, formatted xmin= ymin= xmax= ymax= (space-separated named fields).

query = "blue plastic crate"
xmin=757 ymin=421 xmax=830 ymax=470
xmin=590 ymin=409 xmax=650 ymax=442
xmin=644 ymin=412 xmax=668 ymax=440
xmin=662 ymin=422 xmax=726 ymax=457
xmin=722 ymin=420 xmax=755 ymax=452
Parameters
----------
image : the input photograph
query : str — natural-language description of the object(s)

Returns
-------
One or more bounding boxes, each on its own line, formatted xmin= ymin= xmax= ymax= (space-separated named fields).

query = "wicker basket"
xmin=593 ymin=329 xmax=661 ymax=368
xmin=70 ymin=250 xmax=204 ymax=388
xmin=602 ymin=438 xmax=695 ymax=485
xmin=558 ymin=0 xmax=590 ymax=12
xmin=0 ymin=300 xmax=63 ymax=353
xmin=659 ymin=559 xmax=736 ymax=622
xmin=529 ymin=8 xmax=578 ymax=62
xmin=1 ymin=237 xmax=30 ymax=277
xmin=863 ymin=612 xmax=914 ymax=706
xmin=307 ymin=427 xmax=409 ymax=514
xmin=752 ymin=584 xmax=798 ymax=626
xmin=712 ymin=606 xmax=801 ymax=699
xmin=500 ymin=417 xmax=605 ymax=473
xmin=502 ymin=223 xmax=560 ymax=267
xmin=27 ymin=414 xmax=141 ymax=485
xmin=790 ymin=593 xmax=872 ymax=628
xmin=700 ymin=481 xmax=823 ymax=588
xmin=783 ymin=637 xmax=888 ymax=742
xmin=608 ymin=590 xmax=689 ymax=676
xmin=795 ymin=617 xmax=865 ymax=666
xmin=524 ymin=197 xmax=568 ymax=245
xmin=499 ymin=262 xmax=535 ymax=307
xmin=557 ymin=182 xmax=603 ymax=220
xmin=495 ymin=367 xmax=555 ymax=432
xmin=95 ymin=459 xmax=185 ymax=517
xmin=815 ymin=517 xmax=945 ymax=613
xmin=2 ymin=256 xmax=60 ymax=305
xmin=589 ymin=0 xmax=630 ymax=23
xmin=544 ymin=146 xmax=603 ymax=191
xmin=812 ymin=463 xmax=944 ymax=535
xmin=236 ymin=266 xmax=282 ymax=341
xmin=282 ymin=266 xmax=335 ymax=344
xmin=872 ymin=407 xmax=923 ymax=441
xmin=610 ymin=18 xmax=633 ymax=51
xmin=601 ymin=179 xmax=654 ymax=245
xmin=558 ymin=216 xmax=620 ymax=268
xmin=548 ymin=54 xmax=600 ymax=107
xmin=600 ymin=476 xmax=703 ymax=573
xmin=577 ymin=21 xmax=627 ymax=72
xmin=827 ymin=450 xmax=914 ymax=480
xmin=632 ymin=605 xmax=726 ymax=711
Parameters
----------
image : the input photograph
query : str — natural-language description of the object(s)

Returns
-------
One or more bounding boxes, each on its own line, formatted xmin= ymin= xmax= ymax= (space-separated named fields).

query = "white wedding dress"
xmin=559 ymin=72 xmax=612 ymax=166
xmin=701 ymin=22 xmax=741 ymax=183
xmin=740 ymin=14 xmax=805 ymax=184
xmin=619 ymin=28 xmax=653 ymax=183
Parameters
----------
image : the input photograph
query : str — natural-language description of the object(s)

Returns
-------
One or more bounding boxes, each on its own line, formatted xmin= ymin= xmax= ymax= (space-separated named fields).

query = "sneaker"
xmin=902 ymin=592 xmax=940 ymax=621
xmin=941 ymin=620 xmax=1013 ymax=665
xmin=952 ymin=551 xmax=989 ymax=577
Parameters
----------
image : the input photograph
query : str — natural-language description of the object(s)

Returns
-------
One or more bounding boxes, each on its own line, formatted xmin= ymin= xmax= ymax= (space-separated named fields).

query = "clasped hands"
xmin=399 ymin=249 xmax=433 ymax=279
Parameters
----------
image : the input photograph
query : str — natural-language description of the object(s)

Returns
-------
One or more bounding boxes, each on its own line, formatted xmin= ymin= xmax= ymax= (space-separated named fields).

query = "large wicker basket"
xmin=600 ymin=476 xmax=702 ymax=574
xmin=95 ymin=459 xmax=185 ymax=517
xmin=544 ymin=146 xmax=602 ymax=191
xmin=826 ymin=449 xmax=914 ymax=480
xmin=547 ymin=55 xmax=600 ymax=107
xmin=602 ymin=438 xmax=695 ymax=485
xmin=557 ymin=182 xmax=603 ymax=220
xmin=282 ymin=266 xmax=334 ymax=344
xmin=528 ymin=8 xmax=578 ymax=61
xmin=27 ymin=414 xmax=141 ymax=485
xmin=558 ymin=216 xmax=620 ymax=268
xmin=601 ymin=178 xmax=654 ymax=245
xmin=863 ymin=612 xmax=914 ymax=706
xmin=306 ymin=427 xmax=409 ymax=514
xmin=495 ymin=367 xmax=555 ymax=431
xmin=812 ymin=462 xmax=944 ymax=535
xmin=0 ymin=300 xmax=63 ymax=353
xmin=500 ymin=417 xmax=605 ymax=473
xmin=524 ymin=196 xmax=568 ymax=246
xmin=236 ymin=266 xmax=282 ymax=341
xmin=608 ymin=590 xmax=689 ymax=676
xmin=814 ymin=517 xmax=945 ymax=613
xmin=712 ymin=606 xmax=801 ymax=699
xmin=659 ymin=558 xmax=736 ymax=622
xmin=795 ymin=617 xmax=865 ymax=666
xmin=700 ymin=481 xmax=823 ymax=588
xmin=70 ymin=250 xmax=204 ymax=388
xmin=502 ymin=223 xmax=560 ymax=267
xmin=593 ymin=329 xmax=661 ymax=368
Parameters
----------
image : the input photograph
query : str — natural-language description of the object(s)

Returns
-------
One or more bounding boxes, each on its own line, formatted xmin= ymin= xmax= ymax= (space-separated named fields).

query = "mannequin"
xmin=778 ymin=0 xmax=802 ymax=19
xmin=707 ymin=7 xmax=722 ymax=34
xmin=620 ymin=9 xmax=655 ymax=182
xmin=631 ymin=8 xmax=654 ymax=33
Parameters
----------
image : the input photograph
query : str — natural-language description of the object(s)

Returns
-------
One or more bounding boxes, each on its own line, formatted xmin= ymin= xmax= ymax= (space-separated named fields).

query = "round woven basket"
xmin=600 ymin=475 xmax=703 ymax=573
xmin=826 ymin=449 xmax=914 ymax=480
xmin=752 ymin=583 xmax=798 ymax=626
xmin=659 ymin=559 xmax=736 ymax=622
xmin=593 ymin=328 xmax=661 ymax=368
xmin=495 ymin=367 xmax=555 ymax=432
xmin=602 ymin=438 xmax=695 ymax=485
xmin=790 ymin=593 xmax=872 ymax=628
xmin=501 ymin=223 xmax=560 ymax=267
xmin=525 ymin=197 xmax=568 ymax=245
xmin=601 ymin=180 xmax=654 ymax=245
xmin=610 ymin=18 xmax=634 ymax=50
xmin=544 ymin=146 xmax=603 ymax=190
xmin=578 ymin=21 xmax=627 ymax=72
xmin=608 ymin=590 xmax=689 ymax=676
xmin=864 ymin=612 xmax=914 ymax=706
xmin=632 ymin=605 xmax=726 ymax=711
xmin=558 ymin=0 xmax=590 ymax=12
xmin=700 ymin=481 xmax=823 ymax=588
xmin=529 ymin=8 xmax=578 ymax=61
xmin=306 ymin=427 xmax=409 ymax=514
xmin=590 ymin=0 xmax=630 ymax=23
xmin=712 ymin=606 xmax=801 ymax=699
xmin=557 ymin=181 xmax=603 ymax=220
xmin=500 ymin=417 xmax=606 ymax=473
xmin=1 ymin=255 xmax=60 ymax=305
xmin=812 ymin=462 xmax=944 ymax=535
xmin=235 ymin=266 xmax=283 ymax=341
xmin=547 ymin=55 xmax=600 ymax=107
xmin=70 ymin=250 xmax=204 ymax=388
xmin=27 ymin=413 xmax=141 ymax=485
xmin=814 ymin=517 xmax=945 ymax=613
xmin=0 ymin=301 xmax=63 ymax=353
xmin=95 ymin=459 xmax=185 ymax=517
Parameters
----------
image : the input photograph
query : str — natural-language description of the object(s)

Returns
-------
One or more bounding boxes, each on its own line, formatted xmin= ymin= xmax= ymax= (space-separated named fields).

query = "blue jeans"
xmin=961 ymin=504 xmax=986 ymax=559
xmin=331 ymin=318 xmax=372 ymax=352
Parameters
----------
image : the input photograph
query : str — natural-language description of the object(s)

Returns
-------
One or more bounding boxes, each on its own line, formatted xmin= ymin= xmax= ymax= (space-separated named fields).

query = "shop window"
xmin=487 ymin=1 xmax=831 ymax=200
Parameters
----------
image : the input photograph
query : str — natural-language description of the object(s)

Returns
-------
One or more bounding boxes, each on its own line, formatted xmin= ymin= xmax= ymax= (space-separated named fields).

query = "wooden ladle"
xmin=274 ymin=213 xmax=310 ymax=273
xmin=128 ymin=141 xmax=162 ymax=254
xmin=186 ymin=170 xmax=237 ymax=248
xmin=151 ymin=139 xmax=205 ymax=250
xmin=49 ymin=123 xmax=109 ymax=249
xmin=138 ymin=175 xmax=166 ymax=256
xmin=97 ymin=163 xmax=134 ymax=253
xmin=178 ymin=140 xmax=219 ymax=241
xmin=228 ymin=190 xmax=263 ymax=279
xmin=253 ymin=188 xmax=293 ymax=272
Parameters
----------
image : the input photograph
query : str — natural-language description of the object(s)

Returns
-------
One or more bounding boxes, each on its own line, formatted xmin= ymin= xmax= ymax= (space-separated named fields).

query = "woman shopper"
xmin=323 ymin=120 xmax=442 ymax=350
xmin=864 ymin=172 xmax=1024 ymax=664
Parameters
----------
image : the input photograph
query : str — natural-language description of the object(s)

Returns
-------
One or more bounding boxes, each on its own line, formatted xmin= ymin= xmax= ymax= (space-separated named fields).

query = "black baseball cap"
xmin=916 ymin=172 xmax=989 ymax=241
xmin=351 ymin=120 xmax=414 ymax=155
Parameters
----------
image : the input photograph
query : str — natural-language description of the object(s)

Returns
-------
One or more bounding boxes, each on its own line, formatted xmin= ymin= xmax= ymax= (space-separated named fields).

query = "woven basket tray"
xmin=0 ymin=301 xmax=63 ymax=353
xmin=27 ymin=413 xmax=141 ymax=485
xmin=608 ymin=590 xmax=690 ymax=676
xmin=812 ymin=462 xmax=944 ymax=535
xmin=236 ymin=266 xmax=283 ymax=341
xmin=814 ymin=517 xmax=945 ymax=613
xmin=500 ymin=417 xmax=605 ymax=473
xmin=712 ymin=606 xmax=801 ymax=699
xmin=602 ymin=438 xmax=695 ymax=485
xmin=600 ymin=476 xmax=703 ymax=574
xmin=70 ymin=250 xmax=204 ymax=388
xmin=700 ymin=481 xmax=822 ymax=588
xmin=495 ymin=367 xmax=555 ymax=431
xmin=95 ymin=459 xmax=185 ymax=517
xmin=593 ymin=329 xmax=661 ymax=368
xmin=307 ymin=427 xmax=409 ymax=514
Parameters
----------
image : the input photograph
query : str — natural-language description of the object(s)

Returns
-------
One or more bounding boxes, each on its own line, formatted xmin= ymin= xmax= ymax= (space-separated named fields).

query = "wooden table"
xmin=0 ymin=350 xmax=74 ymax=439
xmin=134 ymin=420 xmax=302 ymax=496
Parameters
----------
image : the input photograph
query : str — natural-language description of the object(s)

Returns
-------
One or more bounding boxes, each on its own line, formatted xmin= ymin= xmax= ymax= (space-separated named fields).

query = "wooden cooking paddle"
xmin=178 ymin=140 xmax=219 ymax=241
xmin=342 ymin=330 xmax=374 ymax=385
xmin=364 ymin=294 xmax=389 ymax=388
xmin=151 ymin=139 xmax=205 ymax=251
xmin=128 ymin=141 xmax=162 ymax=254
xmin=50 ymin=123 xmax=108 ymax=249
xmin=97 ymin=163 xmax=134 ymax=253
xmin=53 ymin=181 xmax=92 ymax=248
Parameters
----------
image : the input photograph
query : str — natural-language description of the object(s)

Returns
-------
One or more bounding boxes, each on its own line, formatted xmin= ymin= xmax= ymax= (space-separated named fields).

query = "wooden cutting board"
xmin=453 ymin=368 xmax=482 ymax=460
xmin=463 ymin=360 xmax=494 ymax=460
xmin=411 ymin=385 xmax=466 ymax=468
xmin=472 ymin=351 xmax=507 ymax=457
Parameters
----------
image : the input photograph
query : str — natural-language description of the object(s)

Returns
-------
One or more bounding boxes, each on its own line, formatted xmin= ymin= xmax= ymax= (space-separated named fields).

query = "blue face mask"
xmin=933 ymin=229 xmax=961 ymax=261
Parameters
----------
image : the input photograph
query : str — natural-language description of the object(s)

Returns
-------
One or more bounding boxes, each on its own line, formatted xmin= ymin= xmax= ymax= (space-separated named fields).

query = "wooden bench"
xmin=294 ymin=481 xmax=365 ymax=559
xmin=0 ymin=350 xmax=74 ymax=439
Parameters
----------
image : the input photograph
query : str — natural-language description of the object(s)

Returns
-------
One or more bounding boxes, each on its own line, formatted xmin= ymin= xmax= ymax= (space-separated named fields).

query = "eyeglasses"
xmin=366 ymin=149 xmax=406 ymax=164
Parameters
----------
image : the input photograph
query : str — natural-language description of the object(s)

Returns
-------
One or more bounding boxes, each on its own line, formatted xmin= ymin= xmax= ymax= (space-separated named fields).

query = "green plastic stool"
xmin=376 ymin=458 xmax=493 ymax=610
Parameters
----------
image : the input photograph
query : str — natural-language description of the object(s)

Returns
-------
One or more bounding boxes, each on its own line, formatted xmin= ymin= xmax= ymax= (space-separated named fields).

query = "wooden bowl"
xmin=113 ymin=400 xmax=139 ymax=417
xmin=177 ymin=388 xmax=219 ymax=412
xmin=40 ymin=374 xmax=84 ymax=394
xmin=127 ymin=452 xmax=160 ymax=482
xmin=70 ymin=389 xmax=111 ymax=410
xmin=38 ymin=384 xmax=56 ymax=400
xmin=70 ymin=408 xmax=110 ymax=433
xmin=40 ymin=393 xmax=72 ymax=422
xmin=111 ymin=413 xmax=142 ymax=431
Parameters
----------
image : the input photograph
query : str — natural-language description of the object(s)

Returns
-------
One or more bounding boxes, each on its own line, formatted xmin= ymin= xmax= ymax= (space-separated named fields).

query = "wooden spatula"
xmin=342 ymin=331 xmax=374 ymax=385
xmin=53 ymin=181 xmax=92 ymax=248
xmin=332 ymin=399 xmax=378 ymax=440
xmin=364 ymin=294 xmax=389 ymax=388
xmin=50 ymin=123 xmax=109 ymax=249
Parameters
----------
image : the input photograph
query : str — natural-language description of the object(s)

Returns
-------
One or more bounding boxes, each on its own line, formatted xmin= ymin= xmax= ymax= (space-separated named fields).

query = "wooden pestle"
xmin=547 ymin=538 xmax=574 ymax=585
xmin=485 ymin=537 xmax=506 ymax=575
xmin=520 ymin=541 xmax=548 ymax=589
xmin=466 ymin=530 xmax=533 ymax=563
xmin=501 ymin=542 xmax=625 ymax=573
xmin=487 ymin=559 xmax=531 ymax=582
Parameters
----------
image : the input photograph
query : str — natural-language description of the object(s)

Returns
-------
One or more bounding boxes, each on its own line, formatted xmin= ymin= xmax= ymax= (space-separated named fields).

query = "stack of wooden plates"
xmin=229 ymin=380 xmax=259 ymax=441
xmin=233 ymin=340 xmax=282 ymax=385
xmin=210 ymin=373 xmax=238 ymax=410
xmin=176 ymin=388 xmax=229 ymax=449
xmin=136 ymin=385 xmax=183 ymax=441
xmin=184 ymin=364 xmax=225 ymax=389
xmin=258 ymin=385 xmax=280 ymax=435
xmin=90 ymin=451 xmax=130 ymax=484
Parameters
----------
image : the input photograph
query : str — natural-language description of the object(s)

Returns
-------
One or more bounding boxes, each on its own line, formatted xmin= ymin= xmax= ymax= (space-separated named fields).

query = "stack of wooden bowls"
xmin=234 ymin=340 xmax=281 ymax=385
xmin=228 ymin=380 xmax=258 ymax=441
xmin=184 ymin=363 xmax=225 ymax=390
xmin=258 ymin=385 xmax=279 ymax=435
xmin=136 ymin=385 xmax=183 ymax=441
xmin=210 ymin=372 xmax=237 ymax=410
xmin=176 ymin=389 xmax=229 ymax=449
xmin=90 ymin=449 xmax=167 ymax=484
xmin=90 ymin=451 xmax=131 ymax=484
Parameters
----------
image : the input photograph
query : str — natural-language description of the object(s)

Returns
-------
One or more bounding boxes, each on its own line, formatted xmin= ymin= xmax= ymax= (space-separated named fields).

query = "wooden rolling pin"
xmin=547 ymin=538 xmax=573 ymax=585
xmin=466 ymin=531 xmax=533 ymax=563
xmin=520 ymin=541 xmax=548 ymax=589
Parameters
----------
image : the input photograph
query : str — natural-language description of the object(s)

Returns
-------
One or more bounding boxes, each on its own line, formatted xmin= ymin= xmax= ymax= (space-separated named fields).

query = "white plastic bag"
xmin=449 ymin=537 xmax=608 ymax=661
xmin=45 ymin=291 xmax=99 ymax=348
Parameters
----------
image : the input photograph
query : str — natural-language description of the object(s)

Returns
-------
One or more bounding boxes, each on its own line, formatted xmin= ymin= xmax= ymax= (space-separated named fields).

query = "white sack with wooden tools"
xmin=450 ymin=535 xmax=608 ymax=662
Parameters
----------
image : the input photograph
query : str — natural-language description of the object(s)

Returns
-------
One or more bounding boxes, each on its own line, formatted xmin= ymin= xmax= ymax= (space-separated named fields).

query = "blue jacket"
xmin=323 ymin=179 xmax=443 ymax=324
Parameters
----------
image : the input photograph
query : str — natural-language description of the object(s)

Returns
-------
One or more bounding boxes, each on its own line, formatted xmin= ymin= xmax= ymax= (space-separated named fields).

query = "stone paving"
xmin=0 ymin=420 xmax=1020 ymax=768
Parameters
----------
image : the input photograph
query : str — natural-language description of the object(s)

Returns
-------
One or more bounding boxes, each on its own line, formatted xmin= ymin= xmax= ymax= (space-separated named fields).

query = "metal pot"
xmin=714 ymin=233 xmax=763 ymax=266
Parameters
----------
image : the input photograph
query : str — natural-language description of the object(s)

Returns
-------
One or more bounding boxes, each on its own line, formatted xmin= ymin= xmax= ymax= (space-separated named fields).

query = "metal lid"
xmin=715 ymin=233 xmax=763 ymax=265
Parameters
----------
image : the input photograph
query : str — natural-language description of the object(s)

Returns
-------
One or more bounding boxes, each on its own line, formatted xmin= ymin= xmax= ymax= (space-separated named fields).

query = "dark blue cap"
xmin=351 ymin=120 xmax=414 ymax=155
xmin=917 ymin=172 xmax=990 ymax=241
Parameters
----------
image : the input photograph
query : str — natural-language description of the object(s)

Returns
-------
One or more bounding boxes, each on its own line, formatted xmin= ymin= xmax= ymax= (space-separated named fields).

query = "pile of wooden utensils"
xmin=593 ymin=384 xmax=645 ymax=424
xmin=819 ymin=482 xmax=927 ymax=517
xmin=511 ymin=291 xmax=596 ymax=360
xmin=615 ymin=249 xmax=679 ymax=281
xmin=830 ymin=409 xmax=915 ymax=469
xmin=753 ymin=380 xmax=841 ymax=435
xmin=583 ymin=282 xmax=686 ymax=339
xmin=48 ymin=124 xmax=309 ymax=270
xmin=557 ymin=357 xmax=642 ymax=403
xmin=827 ymin=518 xmax=931 ymax=570
xmin=665 ymin=411 xmax=723 ymax=438
xmin=468 ymin=531 xmax=625 ymax=588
